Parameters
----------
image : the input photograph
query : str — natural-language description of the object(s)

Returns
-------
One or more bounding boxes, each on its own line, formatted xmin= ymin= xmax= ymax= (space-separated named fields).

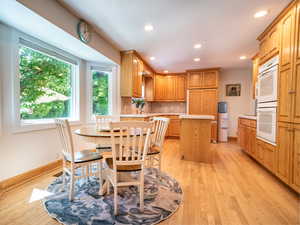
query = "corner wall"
xmin=219 ymin=68 xmax=255 ymax=137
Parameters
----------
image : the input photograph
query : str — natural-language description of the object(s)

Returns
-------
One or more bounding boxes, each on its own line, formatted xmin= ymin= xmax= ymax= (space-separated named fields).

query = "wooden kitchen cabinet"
xmin=188 ymin=89 xmax=217 ymax=117
xmin=187 ymin=68 xmax=219 ymax=89
xmin=290 ymin=123 xmax=300 ymax=192
xmin=276 ymin=122 xmax=292 ymax=184
xmin=120 ymin=51 xmax=144 ymax=98
xmin=252 ymin=54 xmax=259 ymax=99
xmin=259 ymin=26 xmax=280 ymax=63
xmin=154 ymin=74 xmax=186 ymax=101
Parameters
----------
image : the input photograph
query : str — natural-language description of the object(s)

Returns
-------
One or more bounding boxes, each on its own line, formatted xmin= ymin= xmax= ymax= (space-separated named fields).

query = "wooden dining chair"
xmin=55 ymin=119 xmax=103 ymax=201
xmin=104 ymin=121 xmax=153 ymax=215
xmin=95 ymin=115 xmax=120 ymax=151
xmin=147 ymin=117 xmax=170 ymax=172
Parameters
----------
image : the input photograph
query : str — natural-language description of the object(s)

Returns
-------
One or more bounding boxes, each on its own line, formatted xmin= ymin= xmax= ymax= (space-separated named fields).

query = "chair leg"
xmin=139 ymin=171 xmax=144 ymax=213
xmin=114 ymin=186 xmax=118 ymax=215
xmin=98 ymin=161 xmax=103 ymax=190
xmin=62 ymin=169 xmax=66 ymax=191
xmin=107 ymin=181 xmax=111 ymax=195
xmin=69 ymin=172 xmax=75 ymax=201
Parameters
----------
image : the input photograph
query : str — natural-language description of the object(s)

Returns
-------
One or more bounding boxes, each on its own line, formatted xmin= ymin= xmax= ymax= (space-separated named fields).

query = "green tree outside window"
xmin=92 ymin=70 xmax=109 ymax=115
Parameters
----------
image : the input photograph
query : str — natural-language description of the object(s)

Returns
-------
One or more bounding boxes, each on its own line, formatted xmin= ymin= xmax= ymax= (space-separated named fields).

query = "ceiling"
xmin=59 ymin=0 xmax=292 ymax=72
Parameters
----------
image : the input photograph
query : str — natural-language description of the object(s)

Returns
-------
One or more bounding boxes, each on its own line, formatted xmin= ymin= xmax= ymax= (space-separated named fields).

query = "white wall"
xmin=0 ymin=23 xmax=119 ymax=181
xmin=219 ymin=68 xmax=255 ymax=137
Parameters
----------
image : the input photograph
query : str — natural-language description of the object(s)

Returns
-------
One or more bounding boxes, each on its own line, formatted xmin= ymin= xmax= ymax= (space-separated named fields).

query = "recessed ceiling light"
xmin=163 ymin=70 xmax=169 ymax=74
xmin=144 ymin=24 xmax=154 ymax=31
xmin=150 ymin=56 xmax=155 ymax=60
xmin=254 ymin=10 xmax=268 ymax=18
xmin=194 ymin=58 xmax=200 ymax=62
xmin=240 ymin=56 xmax=247 ymax=60
xmin=194 ymin=44 xmax=202 ymax=49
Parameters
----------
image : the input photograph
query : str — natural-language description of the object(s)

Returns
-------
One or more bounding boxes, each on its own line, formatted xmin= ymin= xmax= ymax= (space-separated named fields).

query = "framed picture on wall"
xmin=226 ymin=84 xmax=241 ymax=96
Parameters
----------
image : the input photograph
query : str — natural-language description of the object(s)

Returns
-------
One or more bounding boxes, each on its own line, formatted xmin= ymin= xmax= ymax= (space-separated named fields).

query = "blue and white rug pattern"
xmin=43 ymin=168 xmax=183 ymax=225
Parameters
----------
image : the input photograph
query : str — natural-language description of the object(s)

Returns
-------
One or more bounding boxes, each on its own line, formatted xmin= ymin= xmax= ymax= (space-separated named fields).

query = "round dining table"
xmin=74 ymin=125 xmax=152 ymax=195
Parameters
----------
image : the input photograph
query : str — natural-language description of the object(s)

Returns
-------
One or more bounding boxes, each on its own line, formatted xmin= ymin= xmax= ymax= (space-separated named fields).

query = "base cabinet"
xmin=290 ymin=124 xmax=300 ymax=192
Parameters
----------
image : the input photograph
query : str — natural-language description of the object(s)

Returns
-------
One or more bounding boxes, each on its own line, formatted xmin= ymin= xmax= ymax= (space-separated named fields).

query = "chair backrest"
xmin=55 ymin=119 xmax=75 ymax=162
xmin=95 ymin=115 xmax=120 ymax=131
xmin=151 ymin=117 xmax=170 ymax=150
xmin=109 ymin=121 xmax=153 ymax=169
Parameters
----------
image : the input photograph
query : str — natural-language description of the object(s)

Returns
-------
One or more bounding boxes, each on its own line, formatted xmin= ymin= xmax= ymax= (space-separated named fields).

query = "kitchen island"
xmin=179 ymin=115 xmax=215 ymax=163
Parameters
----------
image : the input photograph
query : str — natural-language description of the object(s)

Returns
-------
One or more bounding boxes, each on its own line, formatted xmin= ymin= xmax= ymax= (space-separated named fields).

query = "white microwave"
xmin=257 ymin=56 xmax=279 ymax=103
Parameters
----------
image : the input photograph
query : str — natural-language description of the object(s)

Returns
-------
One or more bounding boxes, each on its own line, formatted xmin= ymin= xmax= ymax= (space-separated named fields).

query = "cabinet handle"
xmin=288 ymin=90 xmax=296 ymax=94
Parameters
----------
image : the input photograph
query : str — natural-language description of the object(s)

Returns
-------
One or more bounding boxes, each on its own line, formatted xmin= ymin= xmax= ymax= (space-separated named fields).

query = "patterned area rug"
xmin=43 ymin=168 xmax=183 ymax=225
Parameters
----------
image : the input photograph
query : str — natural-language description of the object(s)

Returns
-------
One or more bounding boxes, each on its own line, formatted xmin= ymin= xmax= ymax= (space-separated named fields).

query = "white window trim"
xmin=86 ymin=63 xmax=119 ymax=124
xmin=11 ymin=30 xmax=81 ymax=133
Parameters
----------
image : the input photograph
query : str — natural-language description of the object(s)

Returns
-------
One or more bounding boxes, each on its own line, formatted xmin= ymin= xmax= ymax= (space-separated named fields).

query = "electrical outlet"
xmin=56 ymin=153 xmax=61 ymax=159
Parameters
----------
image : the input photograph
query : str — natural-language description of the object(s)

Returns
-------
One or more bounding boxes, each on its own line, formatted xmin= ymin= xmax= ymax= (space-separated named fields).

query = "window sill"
xmin=11 ymin=120 xmax=82 ymax=134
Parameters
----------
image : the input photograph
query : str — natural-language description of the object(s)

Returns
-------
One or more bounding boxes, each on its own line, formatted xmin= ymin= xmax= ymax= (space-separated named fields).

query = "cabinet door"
xmin=201 ymin=89 xmax=218 ymax=117
xmin=168 ymin=119 xmax=180 ymax=136
xmin=239 ymin=125 xmax=246 ymax=150
xmin=259 ymin=37 xmax=268 ymax=62
xmin=280 ymin=7 xmax=296 ymax=70
xmin=166 ymin=76 xmax=176 ymax=101
xmin=175 ymin=76 xmax=186 ymax=101
xmin=277 ymin=122 xmax=292 ymax=183
xmin=268 ymin=26 xmax=280 ymax=57
xmin=188 ymin=72 xmax=202 ymax=89
xmin=132 ymin=56 xmax=139 ymax=97
xmin=252 ymin=57 xmax=259 ymax=99
xmin=256 ymin=139 xmax=264 ymax=163
xmin=263 ymin=142 xmax=276 ymax=173
xmin=188 ymin=89 xmax=203 ymax=114
xmin=278 ymin=69 xmax=294 ymax=122
xmin=202 ymin=71 xmax=218 ymax=88
xmin=291 ymin=124 xmax=300 ymax=192
xmin=154 ymin=75 xmax=166 ymax=100
xmin=292 ymin=4 xmax=300 ymax=124
xmin=250 ymin=127 xmax=257 ymax=157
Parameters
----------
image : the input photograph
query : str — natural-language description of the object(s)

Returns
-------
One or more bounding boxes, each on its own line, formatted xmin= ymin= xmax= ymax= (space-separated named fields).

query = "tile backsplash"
xmin=150 ymin=102 xmax=186 ymax=113
xmin=121 ymin=97 xmax=186 ymax=114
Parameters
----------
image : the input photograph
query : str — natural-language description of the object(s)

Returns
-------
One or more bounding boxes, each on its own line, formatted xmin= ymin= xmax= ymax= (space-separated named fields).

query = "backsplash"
xmin=151 ymin=102 xmax=186 ymax=113
xmin=121 ymin=97 xmax=186 ymax=114
xmin=121 ymin=97 xmax=151 ymax=114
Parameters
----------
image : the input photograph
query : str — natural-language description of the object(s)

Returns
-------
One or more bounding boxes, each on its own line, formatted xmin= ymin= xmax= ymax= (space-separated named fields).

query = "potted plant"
xmin=131 ymin=98 xmax=145 ymax=114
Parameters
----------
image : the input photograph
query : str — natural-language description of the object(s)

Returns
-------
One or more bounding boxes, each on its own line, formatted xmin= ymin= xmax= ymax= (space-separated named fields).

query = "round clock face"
xmin=77 ymin=20 xmax=91 ymax=43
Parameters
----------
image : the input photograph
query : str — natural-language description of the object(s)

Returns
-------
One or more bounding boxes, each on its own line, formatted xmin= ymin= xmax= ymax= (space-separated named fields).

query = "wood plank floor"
xmin=0 ymin=140 xmax=299 ymax=225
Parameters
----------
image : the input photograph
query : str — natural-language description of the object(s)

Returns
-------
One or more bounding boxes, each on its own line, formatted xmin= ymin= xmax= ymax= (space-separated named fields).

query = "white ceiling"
xmin=59 ymin=0 xmax=292 ymax=72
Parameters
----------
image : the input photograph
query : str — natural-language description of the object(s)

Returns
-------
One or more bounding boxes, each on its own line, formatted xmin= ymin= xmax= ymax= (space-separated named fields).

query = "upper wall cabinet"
xmin=187 ymin=68 xmax=219 ymax=89
xmin=258 ymin=25 xmax=280 ymax=64
xmin=252 ymin=54 xmax=259 ymax=99
xmin=120 ymin=50 xmax=154 ymax=98
xmin=154 ymin=74 xmax=186 ymax=101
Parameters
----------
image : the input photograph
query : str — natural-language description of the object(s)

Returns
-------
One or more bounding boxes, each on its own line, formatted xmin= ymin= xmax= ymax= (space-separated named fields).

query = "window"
xmin=91 ymin=68 xmax=110 ymax=115
xmin=18 ymin=38 xmax=79 ymax=125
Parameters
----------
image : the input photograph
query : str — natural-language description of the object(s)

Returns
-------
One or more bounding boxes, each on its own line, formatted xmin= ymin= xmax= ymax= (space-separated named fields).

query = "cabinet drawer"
xmin=250 ymin=120 xmax=257 ymax=128
xmin=240 ymin=119 xmax=251 ymax=127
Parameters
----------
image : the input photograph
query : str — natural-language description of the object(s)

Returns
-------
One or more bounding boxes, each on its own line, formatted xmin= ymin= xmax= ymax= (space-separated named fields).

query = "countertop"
xmin=179 ymin=115 xmax=215 ymax=120
xmin=120 ymin=113 xmax=185 ymax=118
xmin=239 ymin=115 xmax=257 ymax=120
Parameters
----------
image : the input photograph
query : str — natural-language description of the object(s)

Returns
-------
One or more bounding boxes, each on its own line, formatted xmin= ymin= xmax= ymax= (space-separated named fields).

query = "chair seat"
xmin=64 ymin=149 xmax=103 ymax=163
xmin=105 ymin=158 xmax=142 ymax=172
xmin=147 ymin=145 xmax=161 ymax=155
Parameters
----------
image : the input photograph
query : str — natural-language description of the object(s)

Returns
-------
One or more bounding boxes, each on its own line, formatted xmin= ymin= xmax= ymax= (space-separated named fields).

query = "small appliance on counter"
xmin=218 ymin=102 xmax=228 ymax=142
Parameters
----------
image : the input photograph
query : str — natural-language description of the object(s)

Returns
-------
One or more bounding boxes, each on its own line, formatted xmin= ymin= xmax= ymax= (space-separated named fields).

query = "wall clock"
xmin=77 ymin=20 xmax=91 ymax=43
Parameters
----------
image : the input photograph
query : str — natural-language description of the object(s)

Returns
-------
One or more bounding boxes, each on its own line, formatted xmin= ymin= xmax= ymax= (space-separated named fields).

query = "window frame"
xmin=12 ymin=31 xmax=81 ymax=133
xmin=86 ymin=63 xmax=118 ymax=123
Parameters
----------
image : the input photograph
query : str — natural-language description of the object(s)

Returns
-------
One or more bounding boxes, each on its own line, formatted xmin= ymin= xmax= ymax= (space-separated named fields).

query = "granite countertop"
xmin=179 ymin=115 xmax=215 ymax=120
xmin=239 ymin=115 xmax=257 ymax=120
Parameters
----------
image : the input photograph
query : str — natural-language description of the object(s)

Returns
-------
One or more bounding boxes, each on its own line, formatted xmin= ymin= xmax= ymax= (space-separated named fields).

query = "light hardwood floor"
xmin=0 ymin=140 xmax=299 ymax=225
